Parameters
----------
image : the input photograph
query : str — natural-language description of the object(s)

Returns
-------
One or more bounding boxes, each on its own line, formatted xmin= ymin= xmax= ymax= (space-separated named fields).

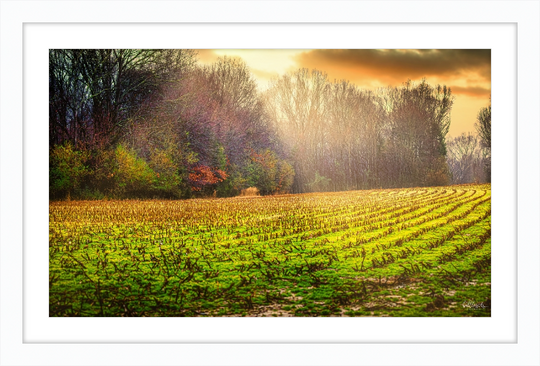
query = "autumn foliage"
xmin=188 ymin=165 xmax=228 ymax=193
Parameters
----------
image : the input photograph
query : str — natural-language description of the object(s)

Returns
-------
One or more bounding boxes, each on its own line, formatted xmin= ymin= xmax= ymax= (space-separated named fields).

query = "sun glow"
xmin=197 ymin=49 xmax=491 ymax=136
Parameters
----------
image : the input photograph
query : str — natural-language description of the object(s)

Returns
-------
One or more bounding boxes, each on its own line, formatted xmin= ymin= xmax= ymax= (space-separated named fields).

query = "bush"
xmin=113 ymin=144 xmax=156 ymax=197
xmin=49 ymin=142 xmax=89 ymax=199
xmin=276 ymin=160 xmax=295 ymax=194
xmin=88 ymin=148 xmax=116 ymax=197
xmin=307 ymin=171 xmax=331 ymax=192
xmin=249 ymin=149 xmax=278 ymax=195
xmin=243 ymin=149 xmax=296 ymax=195
xmin=149 ymin=148 xmax=183 ymax=198
xmin=240 ymin=187 xmax=260 ymax=196
xmin=78 ymin=187 xmax=107 ymax=200
xmin=188 ymin=164 xmax=228 ymax=196
xmin=215 ymin=164 xmax=246 ymax=197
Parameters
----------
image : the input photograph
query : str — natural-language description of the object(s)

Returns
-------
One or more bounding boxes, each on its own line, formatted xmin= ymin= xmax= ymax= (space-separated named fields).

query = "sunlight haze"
xmin=197 ymin=49 xmax=491 ymax=137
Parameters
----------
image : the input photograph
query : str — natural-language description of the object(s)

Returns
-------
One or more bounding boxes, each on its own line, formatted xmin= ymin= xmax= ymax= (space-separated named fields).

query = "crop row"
xmin=49 ymin=184 xmax=491 ymax=316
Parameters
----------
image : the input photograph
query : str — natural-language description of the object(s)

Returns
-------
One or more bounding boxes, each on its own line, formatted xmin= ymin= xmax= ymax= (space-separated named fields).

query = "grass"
xmin=49 ymin=184 xmax=491 ymax=317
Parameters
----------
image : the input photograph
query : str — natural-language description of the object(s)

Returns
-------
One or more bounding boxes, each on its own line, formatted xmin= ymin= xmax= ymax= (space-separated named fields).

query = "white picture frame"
xmin=1 ymin=1 xmax=539 ymax=365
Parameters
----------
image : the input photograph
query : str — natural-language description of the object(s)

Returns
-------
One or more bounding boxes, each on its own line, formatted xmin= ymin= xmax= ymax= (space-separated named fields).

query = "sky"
xmin=196 ymin=49 xmax=491 ymax=137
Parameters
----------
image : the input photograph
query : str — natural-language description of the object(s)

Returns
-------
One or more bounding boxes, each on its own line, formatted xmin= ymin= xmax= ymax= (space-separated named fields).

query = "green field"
xmin=49 ymin=184 xmax=491 ymax=317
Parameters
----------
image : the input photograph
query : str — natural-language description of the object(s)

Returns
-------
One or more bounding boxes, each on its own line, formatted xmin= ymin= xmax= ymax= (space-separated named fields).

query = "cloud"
xmin=450 ymin=85 xmax=491 ymax=98
xmin=293 ymin=49 xmax=491 ymax=87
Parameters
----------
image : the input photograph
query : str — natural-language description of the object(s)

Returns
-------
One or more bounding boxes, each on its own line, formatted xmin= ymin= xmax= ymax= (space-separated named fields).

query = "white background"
xmin=2 ymin=1 xmax=539 ymax=365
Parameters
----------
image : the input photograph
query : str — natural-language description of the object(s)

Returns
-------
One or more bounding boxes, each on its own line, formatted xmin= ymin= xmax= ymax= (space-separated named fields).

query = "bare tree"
xmin=377 ymin=80 xmax=453 ymax=187
xmin=446 ymin=133 xmax=486 ymax=184
xmin=475 ymin=102 xmax=491 ymax=182
xmin=326 ymin=81 xmax=382 ymax=190
xmin=265 ymin=69 xmax=330 ymax=192
xmin=203 ymin=56 xmax=275 ymax=164
xmin=49 ymin=49 xmax=196 ymax=149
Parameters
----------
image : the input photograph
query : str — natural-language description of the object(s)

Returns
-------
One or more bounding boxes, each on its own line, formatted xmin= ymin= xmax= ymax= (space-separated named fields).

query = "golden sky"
xmin=197 ymin=49 xmax=491 ymax=137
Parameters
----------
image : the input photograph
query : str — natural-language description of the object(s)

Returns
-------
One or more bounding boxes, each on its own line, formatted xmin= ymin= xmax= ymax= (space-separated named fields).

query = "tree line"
xmin=49 ymin=49 xmax=491 ymax=200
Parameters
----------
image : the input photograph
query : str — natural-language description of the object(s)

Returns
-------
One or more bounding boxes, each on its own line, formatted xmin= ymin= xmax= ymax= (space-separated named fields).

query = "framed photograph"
xmin=1 ymin=1 xmax=538 ymax=365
